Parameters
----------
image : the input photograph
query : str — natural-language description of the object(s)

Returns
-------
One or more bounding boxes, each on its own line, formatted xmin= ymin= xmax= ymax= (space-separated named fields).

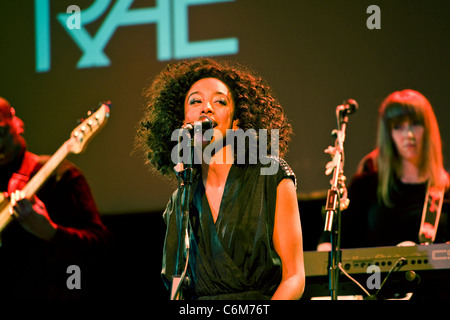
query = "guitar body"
xmin=0 ymin=193 xmax=13 ymax=234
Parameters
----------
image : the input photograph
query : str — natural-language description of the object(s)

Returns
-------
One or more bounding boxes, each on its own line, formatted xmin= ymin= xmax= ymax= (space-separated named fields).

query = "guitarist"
xmin=0 ymin=97 xmax=110 ymax=299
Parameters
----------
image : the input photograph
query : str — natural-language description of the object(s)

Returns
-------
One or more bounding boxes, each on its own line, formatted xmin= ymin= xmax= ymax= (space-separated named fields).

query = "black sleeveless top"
xmin=161 ymin=157 xmax=296 ymax=299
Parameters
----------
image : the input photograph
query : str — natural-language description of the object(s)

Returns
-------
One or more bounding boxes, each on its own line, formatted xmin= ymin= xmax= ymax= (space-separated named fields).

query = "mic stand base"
xmin=171 ymin=275 xmax=191 ymax=300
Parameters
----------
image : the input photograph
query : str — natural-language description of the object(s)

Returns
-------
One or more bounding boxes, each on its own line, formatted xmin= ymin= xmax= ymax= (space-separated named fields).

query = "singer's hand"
xmin=10 ymin=190 xmax=57 ymax=241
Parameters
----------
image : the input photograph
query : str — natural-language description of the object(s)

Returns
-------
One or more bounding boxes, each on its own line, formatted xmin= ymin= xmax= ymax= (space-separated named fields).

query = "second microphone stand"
xmin=323 ymin=103 xmax=354 ymax=300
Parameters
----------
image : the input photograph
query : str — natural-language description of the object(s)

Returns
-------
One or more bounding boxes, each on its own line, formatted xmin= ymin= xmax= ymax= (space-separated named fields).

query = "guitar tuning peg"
xmin=87 ymin=107 xmax=97 ymax=116
xmin=100 ymin=100 xmax=113 ymax=110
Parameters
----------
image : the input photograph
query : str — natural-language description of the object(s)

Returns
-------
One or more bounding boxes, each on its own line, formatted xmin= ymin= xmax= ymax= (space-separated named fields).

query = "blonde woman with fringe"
xmin=319 ymin=89 xmax=449 ymax=250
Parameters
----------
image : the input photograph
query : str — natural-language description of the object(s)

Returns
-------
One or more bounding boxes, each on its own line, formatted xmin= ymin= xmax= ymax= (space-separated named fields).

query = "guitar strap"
xmin=418 ymin=182 xmax=445 ymax=244
xmin=7 ymin=151 xmax=40 ymax=195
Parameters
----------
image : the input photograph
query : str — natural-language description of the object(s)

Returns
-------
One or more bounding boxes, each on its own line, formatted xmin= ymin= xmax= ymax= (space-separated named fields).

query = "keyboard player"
xmin=317 ymin=90 xmax=450 ymax=299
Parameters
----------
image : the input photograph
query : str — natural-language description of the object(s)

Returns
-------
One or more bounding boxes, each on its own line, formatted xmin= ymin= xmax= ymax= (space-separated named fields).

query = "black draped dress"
xmin=161 ymin=158 xmax=296 ymax=299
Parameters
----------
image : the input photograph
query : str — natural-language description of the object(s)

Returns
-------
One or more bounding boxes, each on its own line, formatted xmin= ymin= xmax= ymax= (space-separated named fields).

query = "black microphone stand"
xmin=170 ymin=116 xmax=217 ymax=299
xmin=323 ymin=102 xmax=354 ymax=300
xmin=170 ymin=127 xmax=197 ymax=300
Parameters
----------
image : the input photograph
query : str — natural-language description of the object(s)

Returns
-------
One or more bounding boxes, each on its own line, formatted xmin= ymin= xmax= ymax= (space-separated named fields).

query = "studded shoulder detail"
xmin=266 ymin=156 xmax=297 ymax=189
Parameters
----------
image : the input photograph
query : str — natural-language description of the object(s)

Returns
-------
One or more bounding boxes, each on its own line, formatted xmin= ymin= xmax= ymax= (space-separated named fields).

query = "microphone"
xmin=337 ymin=99 xmax=358 ymax=115
xmin=181 ymin=116 xmax=217 ymax=132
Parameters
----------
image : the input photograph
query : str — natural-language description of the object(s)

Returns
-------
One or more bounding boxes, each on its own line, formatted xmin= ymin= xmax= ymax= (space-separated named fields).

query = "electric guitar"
xmin=0 ymin=102 xmax=111 ymax=234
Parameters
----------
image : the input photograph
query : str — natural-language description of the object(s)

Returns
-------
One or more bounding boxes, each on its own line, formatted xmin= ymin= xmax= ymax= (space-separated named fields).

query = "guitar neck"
xmin=0 ymin=102 xmax=110 ymax=235
xmin=22 ymin=140 xmax=71 ymax=198
xmin=22 ymin=103 xmax=110 ymax=197
xmin=0 ymin=141 xmax=71 ymax=235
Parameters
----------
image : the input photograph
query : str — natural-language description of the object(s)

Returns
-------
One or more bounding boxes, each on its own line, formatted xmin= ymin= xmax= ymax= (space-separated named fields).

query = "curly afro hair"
xmin=136 ymin=58 xmax=293 ymax=177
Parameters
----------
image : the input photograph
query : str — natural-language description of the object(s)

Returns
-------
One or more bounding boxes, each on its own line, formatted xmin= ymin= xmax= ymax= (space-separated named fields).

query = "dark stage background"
xmin=1 ymin=0 xmax=449 ymax=300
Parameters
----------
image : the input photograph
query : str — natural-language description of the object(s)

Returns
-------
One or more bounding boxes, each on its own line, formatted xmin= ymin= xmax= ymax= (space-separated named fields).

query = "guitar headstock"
xmin=69 ymin=102 xmax=111 ymax=154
